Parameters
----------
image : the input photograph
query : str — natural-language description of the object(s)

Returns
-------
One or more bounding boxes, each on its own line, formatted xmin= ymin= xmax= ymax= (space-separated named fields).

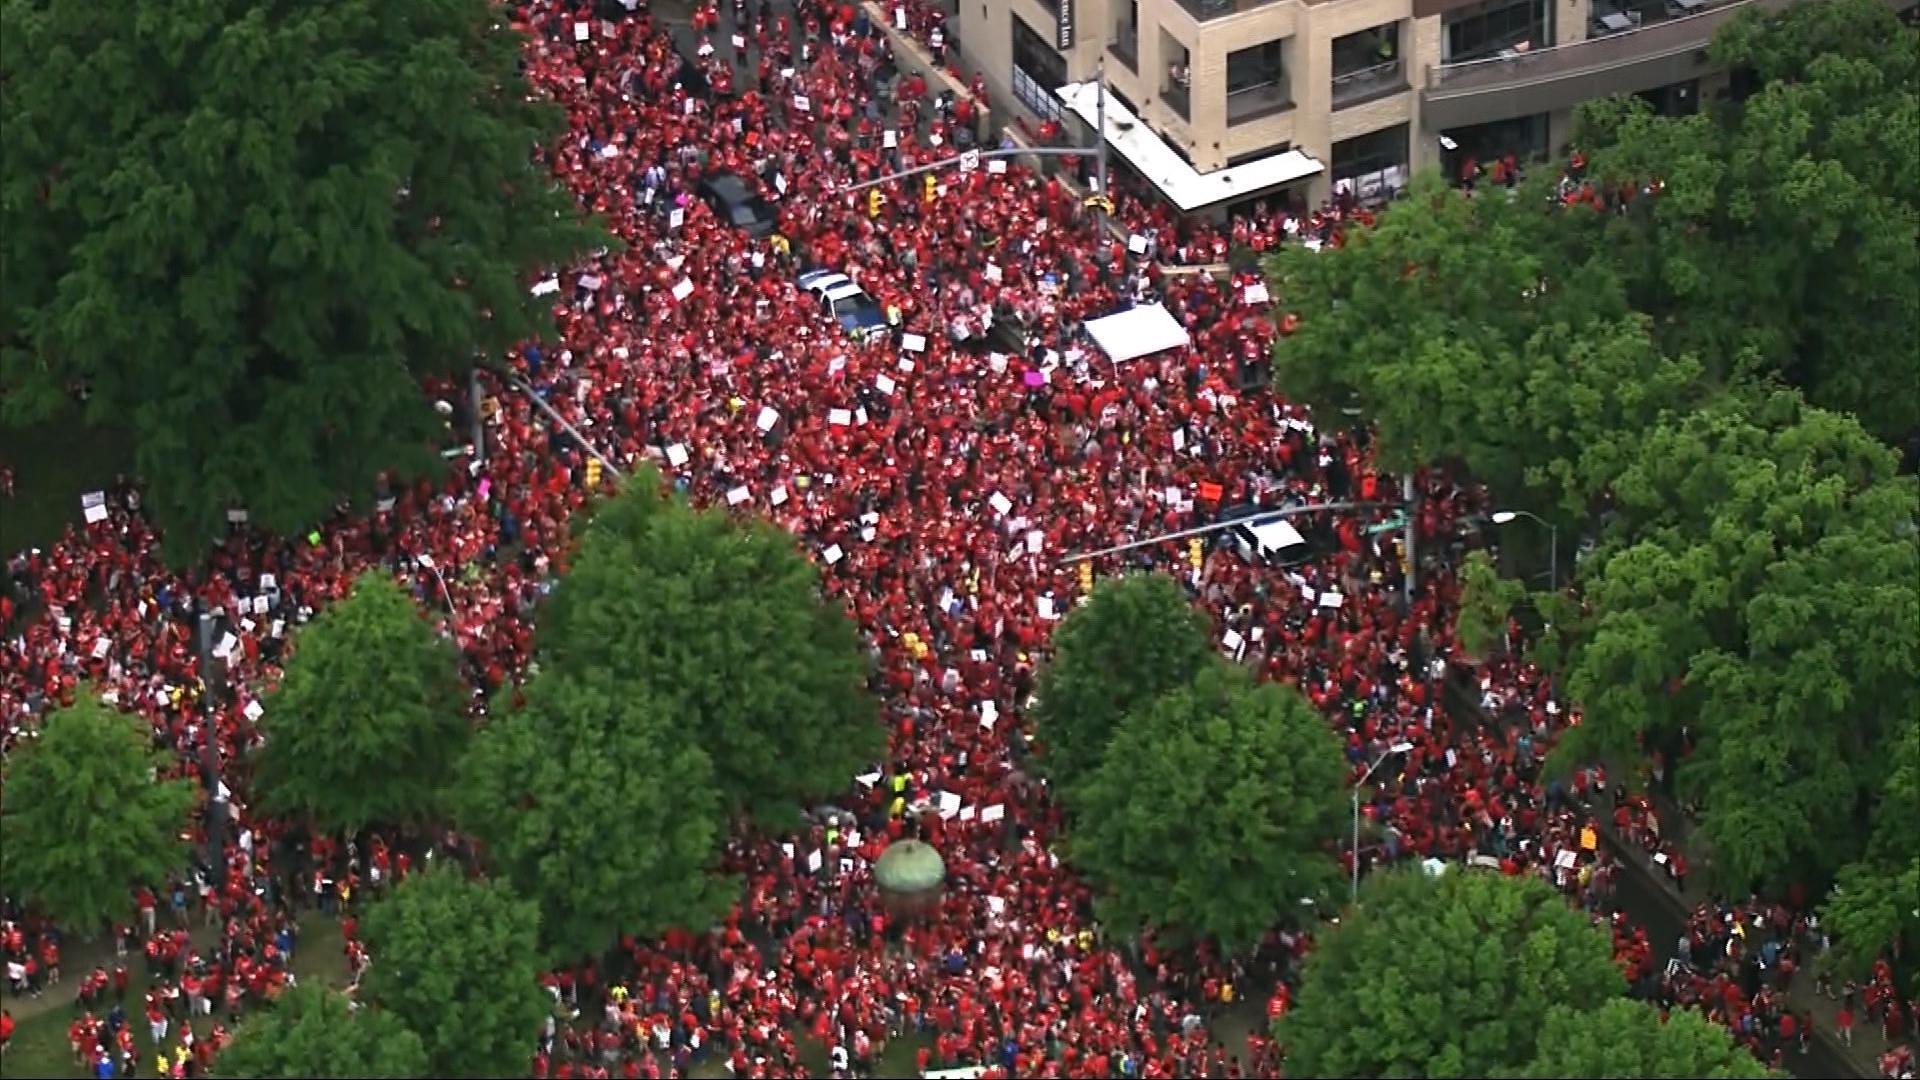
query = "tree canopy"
xmin=1033 ymin=571 xmax=1216 ymax=789
xmin=1820 ymin=715 xmax=1920 ymax=976
xmin=0 ymin=694 xmax=195 ymax=930
xmin=1263 ymin=171 xmax=1707 ymax=526
xmin=254 ymin=571 xmax=471 ymax=834
xmin=215 ymin=985 xmax=429 ymax=1079
xmin=358 ymin=866 xmax=548 ymax=1078
xmin=1067 ymin=662 xmax=1345 ymax=951
xmin=1571 ymin=0 xmax=1920 ymax=443
xmin=457 ymin=671 xmax=735 ymax=964
xmin=1278 ymin=870 xmax=1622 ymax=1078
xmin=535 ymin=468 xmax=883 ymax=824
xmin=0 ymin=0 xmax=605 ymax=559
xmin=1559 ymin=392 xmax=1920 ymax=891
xmin=1516 ymin=1000 xmax=1776 ymax=1079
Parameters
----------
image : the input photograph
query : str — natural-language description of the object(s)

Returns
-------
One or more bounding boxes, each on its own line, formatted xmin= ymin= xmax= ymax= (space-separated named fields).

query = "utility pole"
xmin=1402 ymin=474 xmax=1417 ymax=606
xmin=470 ymin=368 xmax=487 ymax=467
xmin=1093 ymin=59 xmax=1109 ymax=237
xmin=506 ymin=375 xmax=625 ymax=482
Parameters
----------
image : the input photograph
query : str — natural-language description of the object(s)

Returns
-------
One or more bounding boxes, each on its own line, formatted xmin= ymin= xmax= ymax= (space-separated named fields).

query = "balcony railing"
xmin=1226 ymin=79 xmax=1294 ymax=124
xmin=1163 ymin=82 xmax=1192 ymax=121
xmin=1330 ymin=58 xmax=1406 ymax=108
xmin=1427 ymin=0 xmax=1769 ymax=97
xmin=1167 ymin=0 xmax=1285 ymax=23
xmin=1111 ymin=27 xmax=1139 ymax=71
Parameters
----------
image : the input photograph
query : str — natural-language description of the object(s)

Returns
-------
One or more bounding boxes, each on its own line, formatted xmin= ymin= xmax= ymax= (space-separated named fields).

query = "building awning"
xmin=1084 ymin=303 xmax=1191 ymax=362
xmin=1056 ymin=82 xmax=1324 ymax=213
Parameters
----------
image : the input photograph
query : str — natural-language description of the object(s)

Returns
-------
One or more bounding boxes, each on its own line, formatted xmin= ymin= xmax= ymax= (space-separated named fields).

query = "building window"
xmin=1330 ymin=24 xmax=1405 ymax=109
xmin=1225 ymin=38 xmax=1292 ymax=125
xmin=1011 ymin=14 xmax=1067 ymax=121
xmin=1331 ymin=123 xmax=1409 ymax=205
xmin=1441 ymin=0 xmax=1549 ymax=64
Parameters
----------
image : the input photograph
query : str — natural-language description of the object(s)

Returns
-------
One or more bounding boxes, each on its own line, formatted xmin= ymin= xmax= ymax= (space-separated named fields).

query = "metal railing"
xmin=1330 ymin=58 xmax=1406 ymax=107
xmin=1226 ymin=78 xmax=1294 ymax=124
xmin=1427 ymin=0 xmax=1768 ymax=95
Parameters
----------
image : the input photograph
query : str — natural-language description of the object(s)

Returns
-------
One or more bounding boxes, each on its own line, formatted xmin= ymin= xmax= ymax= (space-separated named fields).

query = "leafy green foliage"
xmin=1278 ymin=870 xmax=1622 ymax=1078
xmin=536 ymin=468 xmax=882 ymax=824
xmin=1067 ymin=662 xmax=1345 ymax=950
xmin=1263 ymin=171 xmax=1706 ymax=524
xmin=215 ymin=985 xmax=429 ymax=1078
xmin=359 ymin=866 xmax=547 ymax=1078
xmin=1455 ymin=550 xmax=1525 ymax=661
xmin=0 ymin=694 xmax=194 ymax=931
xmin=1821 ymin=717 xmax=1920 ymax=975
xmin=1033 ymin=572 xmax=1215 ymax=788
xmin=254 ymin=572 xmax=470 ymax=834
xmin=1516 ymin=1000 xmax=1776 ymax=1079
xmin=1560 ymin=393 xmax=1919 ymax=890
xmin=1572 ymin=0 xmax=1920 ymax=441
xmin=0 ymin=0 xmax=607 ymax=559
xmin=457 ymin=671 xmax=735 ymax=964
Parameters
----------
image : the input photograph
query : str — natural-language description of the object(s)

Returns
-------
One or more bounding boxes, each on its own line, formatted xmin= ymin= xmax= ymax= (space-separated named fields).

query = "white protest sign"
xmin=244 ymin=700 xmax=264 ymax=722
xmin=988 ymin=492 xmax=1013 ymax=516
xmin=671 ymin=279 xmax=694 ymax=301
xmin=574 ymin=21 xmax=590 ymax=41
xmin=665 ymin=443 xmax=689 ymax=467
xmin=829 ymin=408 xmax=852 ymax=426
xmin=1243 ymin=282 xmax=1271 ymax=305
xmin=807 ymin=849 xmax=823 ymax=873
xmin=725 ymin=485 xmax=750 ymax=506
xmin=1026 ymin=529 xmax=1043 ymax=555
xmin=936 ymin=791 xmax=962 ymax=818
xmin=756 ymin=406 xmax=780 ymax=432
xmin=901 ymin=332 xmax=927 ymax=353
xmin=1127 ymin=233 xmax=1148 ymax=254
xmin=731 ymin=33 xmax=745 ymax=47
xmin=84 ymin=503 xmax=109 ymax=524
xmin=822 ymin=544 xmax=844 ymax=564
xmin=986 ymin=159 xmax=1007 ymax=175
xmin=980 ymin=700 xmax=998 ymax=730
xmin=875 ymin=373 xmax=896 ymax=396
xmin=1319 ymin=590 xmax=1344 ymax=609
xmin=669 ymin=207 xmax=685 ymax=229
xmin=770 ymin=486 xmax=789 ymax=506
xmin=982 ymin=804 xmax=1005 ymax=823
xmin=794 ymin=94 xmax=811 ymax=112
xmin=531 ymin=277 xmax=560 ymax=296
xmin=959 ymin=149 xmax=980 ymax=172
xmin=883 ymin=129 xmax=898 ymax=148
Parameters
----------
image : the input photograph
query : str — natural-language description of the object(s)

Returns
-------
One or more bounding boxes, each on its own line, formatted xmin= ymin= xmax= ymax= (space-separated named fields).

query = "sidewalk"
xmin=1443 ymin=668 xmax=1892 ymax=1078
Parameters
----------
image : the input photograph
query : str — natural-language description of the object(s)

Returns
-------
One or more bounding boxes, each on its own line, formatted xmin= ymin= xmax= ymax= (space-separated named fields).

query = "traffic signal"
xmin=1083 ymin=194 xmax=1115 ymax=214
xmin=868 ymin=189 xmax=883 ymax=218
xmin=585 ymin=457 xmax=602 ymax=489
xmin=1394 ymin=537 xmax=1411 ymax=577
xmin=1077 ymin=561 xmax=1093 ymax=594
xmin=923 ymin=174 xmax=937 ymax=203
xmin=1188 ymin=538 xmax=1204 ymax=570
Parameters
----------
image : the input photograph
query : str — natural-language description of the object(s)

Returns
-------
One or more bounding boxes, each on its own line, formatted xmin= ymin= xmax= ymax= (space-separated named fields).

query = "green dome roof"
xmin=874 ymin=839 xmax=946 ymax=893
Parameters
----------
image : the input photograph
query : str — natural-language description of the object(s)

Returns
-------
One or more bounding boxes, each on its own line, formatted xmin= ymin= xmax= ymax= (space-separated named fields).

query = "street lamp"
xmin=1352 ymin=740 xmax=1414 ymax=905
xmin=1490 ymin=510 xmax=1558 ymax=591
xmin=416 ymin=554 xmax=456 ymax=615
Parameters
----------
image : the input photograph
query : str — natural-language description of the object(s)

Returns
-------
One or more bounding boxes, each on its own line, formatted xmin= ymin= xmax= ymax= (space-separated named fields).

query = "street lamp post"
xmin=1352 ymin=740 xmax=1414 ymax=905
xmin=1490 ymin=510 xmax=1558 ymax=590
xmin=416 ymin=554 xmax=456 ymax=616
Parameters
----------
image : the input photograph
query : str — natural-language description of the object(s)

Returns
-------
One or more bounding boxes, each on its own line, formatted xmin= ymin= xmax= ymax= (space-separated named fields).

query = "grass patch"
xmin=0 ymin=915 xmax=350 ymax=1079
xmin=0 ymin=408 xmax=136 ymax=555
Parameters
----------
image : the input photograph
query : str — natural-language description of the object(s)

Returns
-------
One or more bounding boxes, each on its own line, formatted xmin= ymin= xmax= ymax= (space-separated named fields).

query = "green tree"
xmin=1516 ymin=1000 xmax=1774 ymax=1079
xmin=1067 ymin=662 xmax=1344 ymax=951
xmin=1279 ymin=870 xmax=1622 ymax=1078
xmin=1263 ymin=171 xmax=1707 ymax=524
xmin=536 ymin=468 xmax=882 ymax=824
xmin=215 ymin=985 xmax=429 ymax=1078
xmin=1559 ymin=392 xmax=1920 ymax=891
xmin=457 ymin=671 xmax=734 ymax=963
xmin=1033 ymin=572 xmax=1215 ymax=788
xmin=359 ymin=866 xmax=547 ymax=1079
xmin=254 ymin=572 xmax=470 ymax=834
xmin=1572 ymin=0 xmax=1920 ymax=441
xmin=0 ymin=0 xmax=606 ymax=558
xmin=0 ymin=694 xmax=194 ymax=931
xmin=1821 ymin=717 xmax=1920 ymax=976
xmin=1454 ymin=550 xmax=1525 ymax=662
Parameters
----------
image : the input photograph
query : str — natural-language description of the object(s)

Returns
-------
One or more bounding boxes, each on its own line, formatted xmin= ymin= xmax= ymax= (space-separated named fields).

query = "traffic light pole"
xmin=505 ymin=374 xmax=626 ymax=482
xmin=839 ymin=146 xmax=1099 ymax=195
xmin=1058 ymin=501 xmax=1402 ymax=565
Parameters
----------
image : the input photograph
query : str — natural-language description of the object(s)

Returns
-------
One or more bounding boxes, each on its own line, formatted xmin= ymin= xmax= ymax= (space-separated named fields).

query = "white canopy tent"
xmin=1084 ymin=303 xmax=1191 ymax=363
xmin=1056 ymin=82 xmax=1324 ymax=213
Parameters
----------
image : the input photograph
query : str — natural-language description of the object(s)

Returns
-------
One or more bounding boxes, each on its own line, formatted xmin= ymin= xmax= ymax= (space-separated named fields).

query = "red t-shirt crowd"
xmin=2 ymin=1 xmax=1913 ymax=1078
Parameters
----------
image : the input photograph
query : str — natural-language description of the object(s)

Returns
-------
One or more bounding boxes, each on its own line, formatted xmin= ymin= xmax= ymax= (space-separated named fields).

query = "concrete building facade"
xmin=950 ymin=0 xmax=1842 ymax=212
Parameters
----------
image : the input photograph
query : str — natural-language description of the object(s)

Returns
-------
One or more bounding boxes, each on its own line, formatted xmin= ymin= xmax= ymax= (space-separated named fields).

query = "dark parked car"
xmin=698 ymin=173 xmax=777 ymax=237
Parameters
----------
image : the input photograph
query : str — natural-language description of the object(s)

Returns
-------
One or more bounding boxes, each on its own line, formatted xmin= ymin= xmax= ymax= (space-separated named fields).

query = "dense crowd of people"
xmin=1 ymin=0 xmax=1914 ymax=1078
